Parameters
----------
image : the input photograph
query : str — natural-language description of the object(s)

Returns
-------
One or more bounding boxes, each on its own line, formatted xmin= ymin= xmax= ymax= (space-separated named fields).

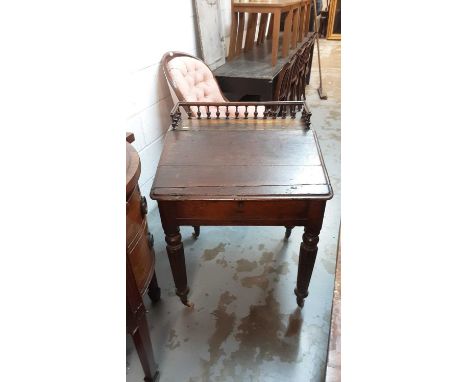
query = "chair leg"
xmin=193 ymin=226 xmax=200 ymax=238
xmin=285 ymin=226 xmax=294 ymax=239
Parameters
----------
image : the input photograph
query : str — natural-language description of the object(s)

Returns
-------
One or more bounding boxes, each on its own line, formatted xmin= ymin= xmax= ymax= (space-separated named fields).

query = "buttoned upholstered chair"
xmin=162 ymin=51 xmax=265 ymax=117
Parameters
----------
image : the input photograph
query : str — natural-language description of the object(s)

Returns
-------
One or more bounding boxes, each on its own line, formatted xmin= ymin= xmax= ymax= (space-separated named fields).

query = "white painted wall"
xmin=126 ymin=1 xmax=201 ymax=211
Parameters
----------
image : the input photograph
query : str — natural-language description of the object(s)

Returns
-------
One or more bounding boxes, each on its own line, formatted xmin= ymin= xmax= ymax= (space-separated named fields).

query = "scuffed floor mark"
xmin=200 ymin=291 xmax=237 ymax=380
xmin=235 ymin=259 xmax=258 ymax=272
xmin=203 ymin=243 xmax=226 ymax=261
xmin=166 ymin=329 xmax=181 ymax=350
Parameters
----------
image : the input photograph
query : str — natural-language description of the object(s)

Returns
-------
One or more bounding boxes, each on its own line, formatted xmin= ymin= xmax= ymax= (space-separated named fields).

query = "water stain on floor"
xmin=235 ymin=259 xmax=258 ymax=272
xmin=240 ymin=252 xmax=289 ymax=290
xmin=215 ymin=257 xmax=228 ymax=268
xmin=202 ymin=243 xmax=226 ymax=261
xmin=166 ymin=328 xmax=181 ymax=350
xmin=284 ymin=308 xmax=303 ymax=337
xmin=259 ymin=251 xmax=274 ymax=265
xmin=210 ymin=290 xmax=303 ymax=381
xmin=201 ymin=291 xmax=237 ymax=380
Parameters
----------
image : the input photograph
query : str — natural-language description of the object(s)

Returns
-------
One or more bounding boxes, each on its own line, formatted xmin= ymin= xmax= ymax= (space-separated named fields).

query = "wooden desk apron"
xmin=151 ymin=101 xmax=333 ymax=308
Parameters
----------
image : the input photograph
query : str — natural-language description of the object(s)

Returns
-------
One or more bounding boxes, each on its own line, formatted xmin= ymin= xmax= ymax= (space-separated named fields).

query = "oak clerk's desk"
xmin=151 ymin=101 xmax=332 ymax=308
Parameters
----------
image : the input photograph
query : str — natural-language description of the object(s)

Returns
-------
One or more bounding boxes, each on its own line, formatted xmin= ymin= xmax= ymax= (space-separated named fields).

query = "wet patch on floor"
xmin=208 ymin=290 xmax=303 ymax=381
xmin=202 ymin=243 xmax=226 ymax=261
xmin=235 ymin=259 xmax=258 ymax=273
xmin=166 ymin=329 xmax=181 ymax=350
xmin=215 ymin=257 xmax=228 ymax=268
xmin=235 ymin=251 xmax=290 ymax=291
xmin=200 ymin=291 xmax=237 ymax=380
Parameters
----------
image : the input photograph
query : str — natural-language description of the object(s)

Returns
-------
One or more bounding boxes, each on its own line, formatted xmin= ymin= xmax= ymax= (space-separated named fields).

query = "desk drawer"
xmin=173 ymin=200 xmax=311 ymax=224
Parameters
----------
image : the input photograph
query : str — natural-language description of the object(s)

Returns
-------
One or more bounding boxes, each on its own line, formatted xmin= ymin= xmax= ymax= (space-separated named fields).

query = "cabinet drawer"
xmin=126 ymin=185 xmax=148 ymax=243
xmin=127 ymin=218 xmax=154 ymax=293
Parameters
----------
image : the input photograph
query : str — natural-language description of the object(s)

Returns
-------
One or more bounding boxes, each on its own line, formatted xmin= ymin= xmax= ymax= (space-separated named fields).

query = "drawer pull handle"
xmin=140 ymin=196 xmax=148 ymax=216
xmin=147 ymin=232 xmax=154 ymax=248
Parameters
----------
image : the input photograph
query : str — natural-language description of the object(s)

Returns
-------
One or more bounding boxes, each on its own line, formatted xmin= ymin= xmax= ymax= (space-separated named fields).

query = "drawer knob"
xmin=140 ymin=196 xmax=148 ymax=216
xmin=147 ymin=232 xmax=154 ymax=248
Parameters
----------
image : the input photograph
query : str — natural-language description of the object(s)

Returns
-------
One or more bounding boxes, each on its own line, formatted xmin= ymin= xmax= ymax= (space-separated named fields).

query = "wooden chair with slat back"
xmin=297 ymin=37 xmax=314 ymax=100
xmin=289 ymin=39 xmax=312 ymax=101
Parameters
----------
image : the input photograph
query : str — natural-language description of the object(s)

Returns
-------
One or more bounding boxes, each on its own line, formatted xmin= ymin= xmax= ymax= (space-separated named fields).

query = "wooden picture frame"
xmin=327 ymin=0 xmax=341 ymax=40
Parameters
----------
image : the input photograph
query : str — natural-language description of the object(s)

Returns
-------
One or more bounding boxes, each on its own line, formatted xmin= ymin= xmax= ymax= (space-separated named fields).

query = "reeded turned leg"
xmin=131 ymin=315 xmax=159 ymax=382
xmin=147 ymin=271 xmax=161 ymax=302
xmin=295 ymin=225 xmax=321 ymax=308
xmin=192 ymin=226 xmax=200 ymax=238
xmin=284 ymin=226 xmax=294 ymax=239
xmin=164 ymin=228 xmax=192 ymax=307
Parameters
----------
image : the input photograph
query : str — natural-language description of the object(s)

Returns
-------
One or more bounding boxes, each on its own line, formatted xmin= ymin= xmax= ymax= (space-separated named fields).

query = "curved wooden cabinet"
xmin=126 ymin=136 xmax=160 ymax=382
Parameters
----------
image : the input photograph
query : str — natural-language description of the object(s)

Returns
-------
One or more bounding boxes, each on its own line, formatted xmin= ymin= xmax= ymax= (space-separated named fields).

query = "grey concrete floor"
xmin=127 ymin=39 xmax=341 ymax=382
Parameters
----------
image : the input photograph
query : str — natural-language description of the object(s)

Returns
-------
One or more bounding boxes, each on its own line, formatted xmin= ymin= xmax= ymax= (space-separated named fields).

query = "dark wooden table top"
xmin=151 ymin=106 xmax=332 ymax=202
xmin=214 ymin=31 xmax=315 ymax=81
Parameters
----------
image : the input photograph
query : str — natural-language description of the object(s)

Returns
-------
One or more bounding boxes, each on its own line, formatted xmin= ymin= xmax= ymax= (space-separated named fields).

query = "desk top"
xmin=150 ymin=102 xmax=332 ymax=201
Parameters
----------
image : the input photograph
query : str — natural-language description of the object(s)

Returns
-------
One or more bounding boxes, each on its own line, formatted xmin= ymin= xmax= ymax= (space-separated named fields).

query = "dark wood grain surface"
xmin=151 ymin=121 xmax=331 ymax=200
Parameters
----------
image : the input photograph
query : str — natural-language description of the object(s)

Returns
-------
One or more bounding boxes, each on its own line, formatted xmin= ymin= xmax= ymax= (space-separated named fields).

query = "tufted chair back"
xmin=162 ymin=51 xmax=264 ymax=118
xmin=163 ymin=52 xmax=226 ymax=104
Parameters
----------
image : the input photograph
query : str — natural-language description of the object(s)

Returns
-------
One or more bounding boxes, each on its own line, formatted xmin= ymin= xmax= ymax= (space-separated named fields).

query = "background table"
xmin=151 ymin=101 xmax=333 ymax=308
xmin=229 ymin=0 xmax=303 ymax=65
xmin=216 ymin=32 xmax=315 ymax=101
